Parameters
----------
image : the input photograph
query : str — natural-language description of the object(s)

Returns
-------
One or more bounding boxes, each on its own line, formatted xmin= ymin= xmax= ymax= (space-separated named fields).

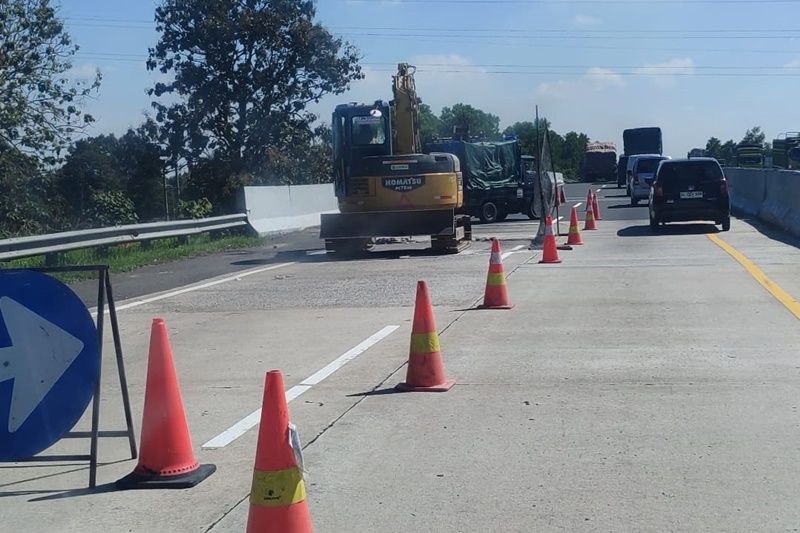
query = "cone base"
xmin=565 ymin=241 xmax=583 ymax=246
xmin=477 ymin=303 xmax=515 ymax=310
xmin=539 ymin=259 xmax=562 ymax=264
xmin=116 ymin=463 xmax=216 ymax=490
xmin=396 ymin=379 xmax=455 ymax=392
xmin=584 ymin=228 xmax=598 ymax=231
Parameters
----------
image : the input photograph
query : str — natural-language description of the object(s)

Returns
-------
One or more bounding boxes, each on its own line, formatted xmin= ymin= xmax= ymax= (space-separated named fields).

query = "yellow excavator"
xmin=320 ymin=63 xmax=472 ymax=254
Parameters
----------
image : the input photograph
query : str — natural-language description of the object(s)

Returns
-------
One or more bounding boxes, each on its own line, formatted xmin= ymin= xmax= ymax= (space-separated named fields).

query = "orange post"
xmin=565 ymin=207 xmax=584 ymax=245
xmin=116 ymin=318 xmax=215 ymax=489
xmin=584 ymin=198 xmax=597 ymax=230
xmin=592 ymin=190 xmax=603 ymax=220
xmin=246 ymin=371 xmax=313 ymax=533
xmin=539 ymin=216 xmax=562 ymax=264
xmin=396 ymin=281 xmax=455 ymax=392
xmin=479 ymin=239 xmax=514 ymax=309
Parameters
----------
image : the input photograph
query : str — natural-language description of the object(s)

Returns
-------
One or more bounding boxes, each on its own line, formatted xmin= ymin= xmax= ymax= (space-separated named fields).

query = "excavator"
xmin=320 ymin=63 xmax=472 ymax=254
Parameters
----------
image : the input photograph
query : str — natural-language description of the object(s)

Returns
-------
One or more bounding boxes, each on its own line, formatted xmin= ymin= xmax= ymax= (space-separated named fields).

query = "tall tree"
xmin=741 ymin=126 xmax=766 ymax=146
xmin=418 ymin=104 xmax=441 ymax=146
xmin=117 ymin=125 xmax=167 ymax=221
xmin=147 ymin=0 xmax=363 ymax=204
xmin=439 ymin=103 xmax=500 ymax=139
xmin=0 ymin=0 xmax=100 ymax=162
xmin=705 ymin=137 xmax=722 ymax=159
xmin=503 ymin=121 xmax=537 ymax=155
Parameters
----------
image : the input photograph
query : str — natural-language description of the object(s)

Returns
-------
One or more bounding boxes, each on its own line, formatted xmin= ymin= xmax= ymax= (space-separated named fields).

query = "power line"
xmin=341 ymin=0 xmax=800 ymax=4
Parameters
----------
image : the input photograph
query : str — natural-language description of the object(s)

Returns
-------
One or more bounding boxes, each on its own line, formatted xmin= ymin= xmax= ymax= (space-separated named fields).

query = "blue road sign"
xmin=0 ymin=270 xmax=100 ymax=461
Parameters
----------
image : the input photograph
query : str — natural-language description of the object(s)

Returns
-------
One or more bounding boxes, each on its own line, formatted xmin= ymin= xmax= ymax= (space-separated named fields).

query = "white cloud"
xmin=67 ymin=63 xmax=100 ymax=80
xmin=635 ymin=58 xmax=695 ymax=88
xmin=585 ymin=67 xmax=625 ymax=89
xmin=572 ymin=14 xmax=601 ymax=27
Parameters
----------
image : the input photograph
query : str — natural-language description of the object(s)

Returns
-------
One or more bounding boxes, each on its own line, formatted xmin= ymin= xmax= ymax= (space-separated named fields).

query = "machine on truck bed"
xmin=582 ymin=141 xmax=617 ymax=182
xmin=320 ymin=63 xmax=471 ymax=254
xmin=426 ymin=139 xmax=535 ymax=223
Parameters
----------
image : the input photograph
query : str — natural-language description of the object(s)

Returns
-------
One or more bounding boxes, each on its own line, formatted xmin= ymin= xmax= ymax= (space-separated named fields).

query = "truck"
xmin=425 ymin=139 xmax=535 ymax=223
xmin=320 ymin=63 xmax=472 ymax=254
xmin=735 ymin=143 xmax=764 ymax=168
xmin=582 ymin=141 xmax=617 ymax=182
xmin=623 ymin=127 xmax=663 ymax=156
xmin=688 ymin=148 xmax=707 ymax=159
xmin=771 ymin=133 xmax=800 ymax=168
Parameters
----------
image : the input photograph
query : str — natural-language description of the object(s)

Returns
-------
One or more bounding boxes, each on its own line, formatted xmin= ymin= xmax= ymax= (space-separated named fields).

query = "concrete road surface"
xmin=2 ymin=181 xmax=800 ymax=532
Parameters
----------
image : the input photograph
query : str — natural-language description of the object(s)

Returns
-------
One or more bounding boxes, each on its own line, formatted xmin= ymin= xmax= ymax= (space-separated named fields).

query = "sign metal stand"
xmin=9 ymin=265 xmax=137 ymax=488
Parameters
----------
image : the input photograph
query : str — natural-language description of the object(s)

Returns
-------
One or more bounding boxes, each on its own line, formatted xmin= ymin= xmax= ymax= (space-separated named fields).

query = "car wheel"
xmin=722 ymin=216 xmax=731 ymax=232
xmin=479 ymin=201 xmax=500 ymax=223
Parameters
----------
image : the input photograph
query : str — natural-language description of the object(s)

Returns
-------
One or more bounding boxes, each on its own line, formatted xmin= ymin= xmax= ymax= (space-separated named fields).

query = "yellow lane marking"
xmin=707 ymin=234 xmax=800 ymax=320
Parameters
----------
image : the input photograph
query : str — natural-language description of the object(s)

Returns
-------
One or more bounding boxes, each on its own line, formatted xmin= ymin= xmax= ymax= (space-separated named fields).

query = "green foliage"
xmin=0 ymin=0 xmax=100 ymax=162
xmin=705 ymin=137 xmax=722 ymax=157
xmin=439 ymin=103 xmax=500 ymax=139
xmin=256 ymin=124 xmax=333 ymax=186
xmin=57 ymin=134 xmax=125 ymax=220
xmin=419 ymin=104 xmax=441 ymax=146
xmin=147 ymin=0 xmax=362 ymax=183
xmin=178 ymin=197 xmax=213 ymax=219
xmin=741 ymin=126 xmax=766 ymax=146
xmin=85 ymin=190 xmax=138 ymax=227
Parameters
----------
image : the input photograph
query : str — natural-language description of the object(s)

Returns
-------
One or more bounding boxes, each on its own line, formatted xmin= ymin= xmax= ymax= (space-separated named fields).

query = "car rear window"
xmin=636 ymin=158 xmax=662 ymax=173
xmin=658 ymin=161 xmax=722 ymax=183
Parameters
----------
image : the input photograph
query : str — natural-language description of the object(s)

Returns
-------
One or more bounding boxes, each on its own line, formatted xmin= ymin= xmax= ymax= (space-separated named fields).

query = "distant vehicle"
xmin=735 ymin=143 xmax=764 ymax=168
xmin=623 ymin=127 xmax=663 ymax=156
xmin=617 ymin=155 xmax=629 ymax=188
xmin=771 ymin=133 xmax=800 ymax=169
xmin=649 ymin=158 xmax=730 ymax=232
xmin=789 ymin=147 xmax=800 ymax=169
xmin=427 ymin=139 xmax=530 ymax=223
xmin=688 ymin=148 xmax=707 ymax=159
xmin=627 ymin=154 xmax=670 ymax=206
xmin=582 ymin=141 xmax=617 ymax=182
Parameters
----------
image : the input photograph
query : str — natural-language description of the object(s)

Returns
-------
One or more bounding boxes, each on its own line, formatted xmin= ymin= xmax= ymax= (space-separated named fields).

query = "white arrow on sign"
xmin=0 ymin=296 xmax=85 ymax=433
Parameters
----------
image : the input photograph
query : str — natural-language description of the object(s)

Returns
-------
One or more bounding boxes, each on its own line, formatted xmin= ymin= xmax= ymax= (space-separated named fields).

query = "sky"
xmin=59 ymin=0 xmax=800 ymax=157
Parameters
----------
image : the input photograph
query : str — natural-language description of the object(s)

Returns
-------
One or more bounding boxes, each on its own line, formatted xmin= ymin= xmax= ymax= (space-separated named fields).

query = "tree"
xmin=503 ymin=121 xmax=537 ymax=155
xmin=418 ymin=104 xmax=441 ymax=146
xmin=0 ymin=0 xmax=100 ymax=162
xmin=741 ymin=126 xmax=766 ymax=146
xmin=439 ymin=103 xmax=500 ymax=139
xmin=705 ymin=137 xmax=722 ymax=159
xmin=560 ymin=131 xmax=590 ymax=180
xmin=720 ymin=140 xmax=737 ymax=164
xmin=117 ymin=125 xmax=166 ymax=221
xmin=147 ymin=0 xmax=363 ymax=206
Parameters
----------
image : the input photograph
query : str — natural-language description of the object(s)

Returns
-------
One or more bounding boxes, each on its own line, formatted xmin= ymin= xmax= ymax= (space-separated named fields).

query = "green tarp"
xmin=427 ymin=140 xmax=521 ymax=190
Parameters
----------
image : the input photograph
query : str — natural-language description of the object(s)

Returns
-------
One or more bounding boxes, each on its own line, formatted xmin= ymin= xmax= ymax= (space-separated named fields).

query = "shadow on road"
xmin=607 ymin=203 xmax=643 ymax=210
xmin=617 ymin=223 xmax=720 ymax=237
xmin=735 ymin=214 xmax=800 ymax=250
xmin=603 ymin=193 xmax=628 ymax=199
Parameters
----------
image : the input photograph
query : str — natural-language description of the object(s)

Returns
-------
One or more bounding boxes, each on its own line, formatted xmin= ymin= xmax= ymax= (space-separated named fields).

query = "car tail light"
xmin=654 ymin=184 xmax=664 ymax=198
xmin=720 ymin=179 xmax=729 ymax=197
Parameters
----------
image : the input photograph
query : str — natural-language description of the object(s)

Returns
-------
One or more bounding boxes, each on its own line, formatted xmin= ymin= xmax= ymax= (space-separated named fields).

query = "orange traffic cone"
xmin=584 ymin=199 xmax=597 ymax=231
xmin=116 ymin=319 xmax=215 ymax=489
xmin=246 ymin=371 xmax=313 ymax=533
xmin=397 ymin=281 xmax=455 ymax=392
xmin=539 ymin=216 xmax=562 ymax=264
xmin=565 ymin=207 xmax=584 ymax=245
xmin=592 ymin=190 xmax=603 ymax=220
xmin=478 ymin=239 xmax=514 ymax=309
xmin=586 ymin=188 xmax=593 ymax=209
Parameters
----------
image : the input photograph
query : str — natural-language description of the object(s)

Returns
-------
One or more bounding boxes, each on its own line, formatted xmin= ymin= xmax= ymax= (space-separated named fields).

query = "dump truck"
xmin=320 ymin=64 xmax=471 ymax=254
xmin=426 ymin=139 xmax=535 ymax=223
xmin=582 ymin=141 xmax=617 ymax=182
xmin=623 ymin=127 xmax=663 ymax=156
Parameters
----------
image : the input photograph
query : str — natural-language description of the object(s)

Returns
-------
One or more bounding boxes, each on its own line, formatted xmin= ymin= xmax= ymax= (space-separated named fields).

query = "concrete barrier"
xmin=238 ymin=184 xmax=338 ymax=237
xmin=725 ymin=167 xmax=766 ymax=216
xmin=727 ymin=167 xmax=800 ymax=236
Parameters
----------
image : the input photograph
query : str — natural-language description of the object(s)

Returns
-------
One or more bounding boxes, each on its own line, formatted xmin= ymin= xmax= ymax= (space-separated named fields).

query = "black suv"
xmin=649 ymin=158 xmax=731 ymax=231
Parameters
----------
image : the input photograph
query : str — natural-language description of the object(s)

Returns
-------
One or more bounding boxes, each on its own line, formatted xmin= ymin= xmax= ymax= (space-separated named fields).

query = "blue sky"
xmin=60 ymin=0 xmax=800 ymax=156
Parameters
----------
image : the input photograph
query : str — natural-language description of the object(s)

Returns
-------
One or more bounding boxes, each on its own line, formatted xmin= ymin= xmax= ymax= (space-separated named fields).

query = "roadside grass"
xmin=3 ymin=233 xmax=264 ymax=281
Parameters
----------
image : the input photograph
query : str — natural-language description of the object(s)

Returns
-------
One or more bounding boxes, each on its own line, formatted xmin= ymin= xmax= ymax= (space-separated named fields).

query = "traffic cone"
xmin=565 ymin=207 xmax=584 ymax=245
xmin=592 ymin=190 xmax=603 ymax=220
xmin=246 ymin=371 xmax=312 ymax=533
xmin=586 ymin=188 xmax=593 ymax=209
xmin=539 ymin=216 xmax=562 ymax=264
xmin=397 ymin=281 xmax=455 ymax=392
xmin=584 ymin=199 xmax=598 ymax=231
xmin=116 ymin=319 xmax=215 ymax=489
xmin=478 ymin=239 xmax=514 ymax=309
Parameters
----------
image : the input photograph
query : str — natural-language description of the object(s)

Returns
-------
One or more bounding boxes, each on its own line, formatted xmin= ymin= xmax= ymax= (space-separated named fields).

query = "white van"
xmin=626 ymin=154 xmax=670 ymax=205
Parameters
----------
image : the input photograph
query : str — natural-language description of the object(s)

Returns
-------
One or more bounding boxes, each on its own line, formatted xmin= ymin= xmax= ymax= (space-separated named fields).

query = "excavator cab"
xmin=332 ymin=102 xmax=392 ymax=197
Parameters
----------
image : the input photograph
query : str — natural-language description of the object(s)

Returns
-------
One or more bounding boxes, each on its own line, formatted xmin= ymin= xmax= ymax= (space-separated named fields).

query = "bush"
xmin=178 ymin=197 xmax=213 ymax=219
xmin=86 ymin=190 xmax=139 ymax=227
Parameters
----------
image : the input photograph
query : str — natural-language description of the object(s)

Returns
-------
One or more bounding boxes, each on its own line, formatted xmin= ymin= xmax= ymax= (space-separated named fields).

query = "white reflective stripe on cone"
xmin=490 ymin=252 xmax=503 ymax=264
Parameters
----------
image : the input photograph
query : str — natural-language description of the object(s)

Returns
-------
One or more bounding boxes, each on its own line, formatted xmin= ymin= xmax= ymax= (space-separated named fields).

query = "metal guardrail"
xmin=0 ymin=214 xmax=249 ymax=261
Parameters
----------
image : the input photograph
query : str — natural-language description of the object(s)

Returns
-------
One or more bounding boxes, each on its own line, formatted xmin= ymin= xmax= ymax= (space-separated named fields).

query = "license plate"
xmin=680 ymin=191 xmax=703 ymax=199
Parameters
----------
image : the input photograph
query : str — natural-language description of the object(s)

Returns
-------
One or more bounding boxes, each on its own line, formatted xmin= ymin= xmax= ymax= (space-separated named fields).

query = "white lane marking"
xmin=501 ymin=244 xmax=525 ymax=260
xmin=573 ymin=202 xmax=583 ymax=209
xmin=307 ymin=250 xmax=327 ymax=256
xmin=201 ymin=325 xmax=400 ymax=450
xmin=92 ymin=262 xmax=296 ymax=316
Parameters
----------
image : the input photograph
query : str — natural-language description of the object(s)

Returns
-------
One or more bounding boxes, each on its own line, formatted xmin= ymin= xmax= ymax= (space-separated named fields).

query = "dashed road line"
xmin=202 ymin=325 xmax=400 ymax=449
